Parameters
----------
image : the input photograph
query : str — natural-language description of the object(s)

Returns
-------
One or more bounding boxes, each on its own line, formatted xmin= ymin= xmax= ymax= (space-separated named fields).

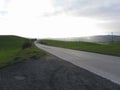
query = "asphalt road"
xmin=35 ymin=42 xmax=120 ymax=85
xmin=0 ymin=56 xmax=120 ymax=90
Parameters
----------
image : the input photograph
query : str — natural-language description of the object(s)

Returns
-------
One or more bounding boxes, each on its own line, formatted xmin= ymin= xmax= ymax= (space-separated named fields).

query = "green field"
xmin=0 ymin=35 xmax=46 ymax=68
xmin=40 ymin=40 xmax=120 ymax=57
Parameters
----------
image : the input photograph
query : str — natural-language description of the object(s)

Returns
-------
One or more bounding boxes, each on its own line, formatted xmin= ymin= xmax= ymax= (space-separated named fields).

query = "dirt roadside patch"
xmin=0 ymin=55 xmax=119 ymax=90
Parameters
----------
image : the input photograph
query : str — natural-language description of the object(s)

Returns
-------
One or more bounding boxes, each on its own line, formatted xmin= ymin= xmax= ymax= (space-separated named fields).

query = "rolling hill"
xmin=0 ymin=35 xmax=27 ymax=63
xmin=0 ymin=35 xmax=46 ymax=68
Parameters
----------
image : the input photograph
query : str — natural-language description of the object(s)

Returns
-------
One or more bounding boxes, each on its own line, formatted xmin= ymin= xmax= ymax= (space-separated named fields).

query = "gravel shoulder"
xmin=0 ymin=55 xmax=120 ymax=90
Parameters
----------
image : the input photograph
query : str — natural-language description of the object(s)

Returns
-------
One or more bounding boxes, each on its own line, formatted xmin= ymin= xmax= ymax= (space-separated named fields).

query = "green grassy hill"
xmin=40 ymin=40 xmax=120 ymax=57
xmin=0 ymin=35 xmax=46 ymax=68
xmin=0 ymin=35 xmax=26 ymax=63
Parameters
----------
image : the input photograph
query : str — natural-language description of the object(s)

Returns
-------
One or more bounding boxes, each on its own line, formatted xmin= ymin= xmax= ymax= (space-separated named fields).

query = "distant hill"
xmin=79 ymin=35 xmax=120 ymax=43
xmin=61 ymin=35 xmax=120 ymax=44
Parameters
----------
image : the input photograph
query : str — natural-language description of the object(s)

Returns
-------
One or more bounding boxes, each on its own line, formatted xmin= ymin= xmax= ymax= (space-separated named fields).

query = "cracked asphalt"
xmin=0 ymin=56 xmax=120 ymax=90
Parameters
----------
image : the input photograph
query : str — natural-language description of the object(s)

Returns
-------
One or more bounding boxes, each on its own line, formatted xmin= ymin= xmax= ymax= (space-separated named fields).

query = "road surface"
xmin=35 ymin=42 xmax=120 ymax=85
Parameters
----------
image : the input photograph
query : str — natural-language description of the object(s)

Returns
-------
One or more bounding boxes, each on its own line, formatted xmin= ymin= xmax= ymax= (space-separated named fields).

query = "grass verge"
xmin=0 ymin=35 xmax=47 ymax=68
xmin=40 ymin=39 xmax=120 ymax=57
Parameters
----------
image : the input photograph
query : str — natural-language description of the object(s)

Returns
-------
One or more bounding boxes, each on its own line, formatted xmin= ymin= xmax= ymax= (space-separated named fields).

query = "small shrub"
xmin=22 ymin=41 xmax=32 ymax=49
xmin=31 ymin=38 xmax=37 ymax=41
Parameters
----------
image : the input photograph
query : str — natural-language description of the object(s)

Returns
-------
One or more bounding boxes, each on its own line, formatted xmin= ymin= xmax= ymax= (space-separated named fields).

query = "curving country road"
xmin=35 ymin=42 xmax=120 ymax=85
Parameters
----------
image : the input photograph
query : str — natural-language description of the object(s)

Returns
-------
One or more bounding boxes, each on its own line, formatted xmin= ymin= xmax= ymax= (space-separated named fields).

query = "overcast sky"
xmin=0 ymin=0 xmax=120 ymax=38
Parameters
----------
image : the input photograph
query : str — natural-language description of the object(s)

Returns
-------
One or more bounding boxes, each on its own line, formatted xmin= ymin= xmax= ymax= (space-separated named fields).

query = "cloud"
xmin=53 ymin=0 xmax=120 ymax=18
xmin=0 ymin=0 xmax=10 ymax=16
xmin=99 ymin=21 xmax=120 ymax=35
xmin=52 ymin=0 xmax=120 ymax=35
xmin=0 ymin=0 xmax=119 ymax=38
xmin=0 ymin=11 xmax=8 ymax=16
